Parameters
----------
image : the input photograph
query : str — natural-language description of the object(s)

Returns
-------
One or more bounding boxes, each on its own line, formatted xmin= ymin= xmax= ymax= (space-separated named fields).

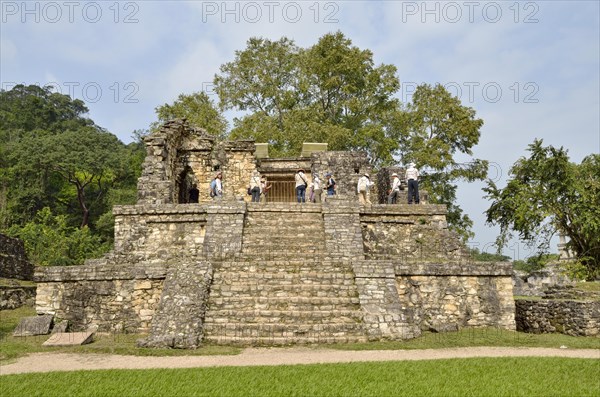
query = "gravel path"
xmin=1 ymin=347 xmax=598 ymax=375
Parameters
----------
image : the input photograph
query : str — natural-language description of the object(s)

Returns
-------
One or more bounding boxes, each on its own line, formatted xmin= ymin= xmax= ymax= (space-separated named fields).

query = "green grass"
xmin=576 ymin=281 xmax=600 ymax=293
xmin=1 ymin=307 xmax=599 ymax=364
xmin=2 ymin=357 xmax=599 ymax=397
xmin=326 ymin=327 xmax=600 ymax=351
xmin=0 ymin=307 xmax=240 ymax=363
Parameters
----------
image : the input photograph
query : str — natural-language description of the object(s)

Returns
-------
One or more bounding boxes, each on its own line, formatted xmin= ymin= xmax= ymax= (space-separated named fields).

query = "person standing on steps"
xmin=249 ymin=171 xmax=261 ymax=203
xmin=388 ymin=173 xmax=401 ymax=204
xmin=406 ymin=162 xmax=420 ymax=204
xmin=295 ymin=168 xmax=308 ymax=203
xmin=210 ymin=172 xmax=223 ymax=200
xmin=260 ymin=176 xmax=271 ymax=203
xmin=357 ymin=173 xmax=373 ymax=205
xmin=325 ymin=172 xmax=336 ymax=196
xmin=311 ymin=173 xmax=323 ymax=203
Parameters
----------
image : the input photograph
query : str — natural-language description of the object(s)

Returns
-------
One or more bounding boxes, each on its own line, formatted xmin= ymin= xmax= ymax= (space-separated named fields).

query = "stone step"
xmin=212 ymin=271 xmax=356 ymax=282
xmin=204 ymin=309 xmax=362 ymax=323
xmin=203 ymin=322 xmax=366 ymax=338
xmin=244 ymin=219 xmax=324 ymax=226
xmin=223 ymin=335 xmax=368 ymax=345
xmin=215 ymin=260 xmax=354 ymax=271
xmin=211 ymin=284 xmax=358 ymax=298
xmin=204 ymin=335 xmax=368 ymax=345
xmin=207 ymin=296 xmax=361 ymax=311
xmin=210 ymin=282 xmax=358 ymax=292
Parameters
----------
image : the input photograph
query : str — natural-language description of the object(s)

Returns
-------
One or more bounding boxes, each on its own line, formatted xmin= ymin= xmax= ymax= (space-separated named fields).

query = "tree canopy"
xmin=484 ymin=139 xmax=600 ymax=279
xmin=1 ymin=84 xmax=143 ymax=265
xmin=396 ymin=83 xmax=488 ymax=239
xmin=213 ymin=33 xmax=487 ymax=238
xmin=215 ymin=32 xmax=401 ymax=164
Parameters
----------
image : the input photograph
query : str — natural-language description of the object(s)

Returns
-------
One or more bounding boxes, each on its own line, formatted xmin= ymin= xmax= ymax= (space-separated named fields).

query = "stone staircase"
xmin=203 ymin=205 xmax=367 ymax=344
xmin=203 ymin=260 xmax=366 ymax=344
xmin=239 ymin=204 xmax=327 ymax=260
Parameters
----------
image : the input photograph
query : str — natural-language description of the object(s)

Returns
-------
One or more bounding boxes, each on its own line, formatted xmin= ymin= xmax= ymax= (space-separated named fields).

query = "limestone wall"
xmin=311 ymin=152 xmax=372 ymax=197
xmin=112 ymin=205 xmax=207 ymax=259
xmin=35 ymin=263 xmax=166 ymax=332
xmin=360 ymin=205 xmax=469 ymax=262
xmin=0 ymin=233 xmax=34 ymax=280
xmin=515 ymin=299 xmax=600 ymax=337
xmin=0 ymin=286 xmax=36 ymax=310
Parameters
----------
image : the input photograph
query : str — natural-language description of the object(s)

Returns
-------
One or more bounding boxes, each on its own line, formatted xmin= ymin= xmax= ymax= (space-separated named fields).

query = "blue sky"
xmin=2 ymin=0 xmax=599 ymax=258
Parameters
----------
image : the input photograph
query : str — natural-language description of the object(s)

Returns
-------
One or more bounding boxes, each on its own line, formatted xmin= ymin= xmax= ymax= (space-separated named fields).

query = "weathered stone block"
xmin=14 ymin=314 xmax=54 ymax=337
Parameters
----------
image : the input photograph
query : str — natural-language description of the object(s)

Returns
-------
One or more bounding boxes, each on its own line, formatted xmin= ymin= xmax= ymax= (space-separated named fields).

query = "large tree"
xmin=484 ymin=139 xmax=600 ymax=279
xmin=214 ymin=32 xmax=401 ymax=164
xmin=395 ymin=84 xmax=488 ymax=239
xmin=1 ymin=84 xmax=140 ymax=231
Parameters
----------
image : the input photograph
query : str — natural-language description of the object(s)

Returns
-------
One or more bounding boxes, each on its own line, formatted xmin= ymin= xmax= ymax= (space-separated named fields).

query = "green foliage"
xmin=0 ymin=84 xmax=145 ymax=265
xmin=397 ymin=83 xmax=488 ymax=240
xmin=2 ymin=358 xmax=599 ymax=397
xmin=468 ymin=247 xmax=511 ymax=262
xmin=0 ymin=84 xmax=94 ymax=133
xmin=513 ymin=254 xmax=560 ymax=274
xmin=6 ymin=208 xmax=109 ymax=266
xmin=153 ymin=92 xmax=228 ymax=138
xmin=215 ymin=34 xmax=486 ymax=238
xmin=216 ymin=32 xmax=401 ymax=165
xmin=485 ymin=140 xmax=600 ymax=280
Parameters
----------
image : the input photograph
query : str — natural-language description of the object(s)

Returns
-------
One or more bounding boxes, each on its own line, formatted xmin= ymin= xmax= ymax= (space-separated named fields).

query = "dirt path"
xmin=1 ymin=347 xmax=598 ymax=375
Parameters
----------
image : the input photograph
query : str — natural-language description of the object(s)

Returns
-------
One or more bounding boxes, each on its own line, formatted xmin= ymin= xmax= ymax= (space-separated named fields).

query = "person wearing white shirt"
xmin=295 ymin=169 xmax=308 ymax=203
xmin=357 ymin=173 xmax=373 ymax=205
xmin=406 ymin=163 xmax=420 ymax=204
xmin=249 ymin=171 xmax=261 ymax=203
xmin=388 ymin=173 xmax=401 ymax=204
xmin=311 ymin=174 xmax=322 ymax=203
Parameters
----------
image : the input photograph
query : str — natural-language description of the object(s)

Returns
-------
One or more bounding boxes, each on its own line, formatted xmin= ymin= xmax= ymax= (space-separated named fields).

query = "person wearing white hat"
xmin=406 ymin=163 xmax=420 ymax=204
xmin=357 ymin=172 xmax=373 ymax=205
xmin=388 ymin=172 xmax=401 ymax=204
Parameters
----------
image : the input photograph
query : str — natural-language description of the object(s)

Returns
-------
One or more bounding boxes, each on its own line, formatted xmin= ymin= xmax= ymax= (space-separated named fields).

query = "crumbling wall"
xmin=0 ymin=234 xmax=34 ymax=280
xmin=312 ymin=152 xmax=372 ymax=198
xmin=360 ymin=205 xmax=468 ymax=262
xmin=112 ymin=205 xmax=207 ymax=260
xmin=397 ymin=272 xmax=515 ymax=331
xmin=35 ymin=263 xmax=166 ymax=332
xmin=515 ymin=299 xmax=599 ymax=336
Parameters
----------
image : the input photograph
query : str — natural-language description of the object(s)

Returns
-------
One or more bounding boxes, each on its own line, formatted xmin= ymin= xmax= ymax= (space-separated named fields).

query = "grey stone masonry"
xmin=322 ymin=198 xmax=364 ymax=260
xmin=0 ymin=285 xmax=36 ymax=310
xmin=515 ymin=299 xmax=599 ymax=336
xmin=311 ymin=151 xmax=372 ymax=198
xmin=0 ymin=233 xmax=34 ymax=280
xmin=138 ymin=260 xmax=213 ymax=349
xmin=203 ymin=202 xmax=246 ymax=259
xmin=242 ymin=203 xmax=325 ymax=260
xmin=204 ymin=259 xmax=367 ymax=345
xmin=35 ymin=201 xmax=517 ymax=344
xmin=353 ymin=261 xmax=420 ymax=339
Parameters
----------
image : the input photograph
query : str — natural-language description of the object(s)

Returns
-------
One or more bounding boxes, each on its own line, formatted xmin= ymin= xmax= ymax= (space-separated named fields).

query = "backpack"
xmin=209 ymin=179 xmax=217 ymax=197
xmin=358 ymin=177 xmax=367 ymax=192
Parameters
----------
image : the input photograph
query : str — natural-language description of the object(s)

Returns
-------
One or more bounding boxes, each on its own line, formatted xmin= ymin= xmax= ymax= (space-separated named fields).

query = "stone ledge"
xmin=246 ymin=203 xmax=323 ymax=213
xmin=114 ymin=204 xmax=209 ymax=216
xmin=34 ymin=262 xmax=168 ymax=282
xmin=360 ymin=204 xmax=447 ymax=216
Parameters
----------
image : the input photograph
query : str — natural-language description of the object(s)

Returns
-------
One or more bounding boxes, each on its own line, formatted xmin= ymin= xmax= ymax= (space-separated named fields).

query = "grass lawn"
xmin=2 ymin=357 xmax=599 ymax=397
xmin=0 ymin=307 xmax=240 ymax=363
xmin=1 ymin=306 xmax=599 ymax=363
